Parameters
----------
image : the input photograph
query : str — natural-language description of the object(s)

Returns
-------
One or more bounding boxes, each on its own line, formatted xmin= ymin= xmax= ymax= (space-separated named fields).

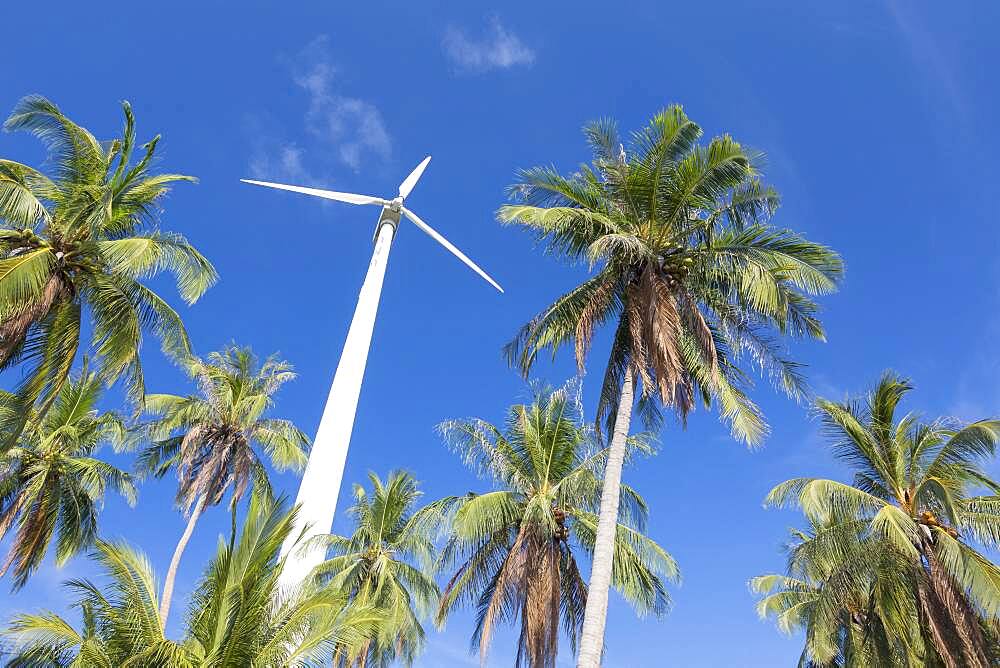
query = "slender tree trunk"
xmin=923 ymin=540 xmax=991 ymax=667
xmin=160 ymin=495 xmax=206 ymax=629
xmin=577 ymin=373 xmax=634 ymax=668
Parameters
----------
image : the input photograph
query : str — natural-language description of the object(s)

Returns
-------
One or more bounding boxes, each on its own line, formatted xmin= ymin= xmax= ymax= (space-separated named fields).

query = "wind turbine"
xmin=241 ymin=157 xmax=502 ymax=591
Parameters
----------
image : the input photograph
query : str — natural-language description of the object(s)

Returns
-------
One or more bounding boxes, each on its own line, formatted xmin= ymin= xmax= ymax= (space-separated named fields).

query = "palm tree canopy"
xmin=435 ymin=382 xmax=677 ymax=667
xmin=183 ymin=493 xmax=379 ymax=666
xmin=138 ymin=345 xmax=310 ymax=512
xmin=2 ymin=491 xmax=380 ymax=667
xmin=310 ymin=471 xmax=444 ymax=667
xmin=766 ymin=372 xmax=1000 ymax=617
xmin=760 ymin=371 xmax=1000 ymax=665
xmin=752 ymin=521 xmax=927 ymax=667
xmin=501 ymin=106 xmax=843 ymax=443
xmin=0 ymin=368 xmax=135 ymax=589
xmin=0 ymin=95 xmax=217 ymax=413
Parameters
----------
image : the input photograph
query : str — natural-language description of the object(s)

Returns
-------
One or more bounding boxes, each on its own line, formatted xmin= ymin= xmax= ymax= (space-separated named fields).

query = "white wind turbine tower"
xmin=241 ymin=157 xmax=502 ymax=591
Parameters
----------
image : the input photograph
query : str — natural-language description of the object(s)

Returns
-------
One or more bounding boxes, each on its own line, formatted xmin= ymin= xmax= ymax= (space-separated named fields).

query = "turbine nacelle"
xmin=376 ymin=203 xmax=403 ymax=239
xmin=240 ymin=156 xmax=503 ymax=293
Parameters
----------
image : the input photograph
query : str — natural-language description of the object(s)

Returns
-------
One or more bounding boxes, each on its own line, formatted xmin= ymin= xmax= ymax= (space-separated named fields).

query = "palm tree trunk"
xmin=160 ymin=495 xmax=206 ymax=629
xmin=577 ymin=373 xmax=634 ymax=668
xmin=922 ymin=540 xmax=990 ymax=667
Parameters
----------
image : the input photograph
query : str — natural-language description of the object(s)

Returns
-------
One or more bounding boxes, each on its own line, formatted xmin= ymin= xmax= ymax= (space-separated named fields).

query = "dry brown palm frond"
xmin=176 ymin=424 xmax=213 ymax=509
xmin=0 ymin=494 xmax=53 ymax=578
xmin=0 ymin=493 xmax=28 ymax=538
xmin=625 ymin=295 xmax=654 ymax=397
xmin=639 ymin=267 xmax=683 ymax=409
xmin=677 ymin=290 xmax=717 ymax=370
xmin=0 ymin=274 xmax=69 ymax=365
xmin=546 ymin=539 xmax=561 ymax=666
xmin=520 ymin=534 xmax=562 ymax=668
xmin=480 ymin=525 xmax=530 ymax=664
xmin=574 ymin=276 xmax=618 ymax=372
xmin=227 ymin=439 xmax=255 ymax=503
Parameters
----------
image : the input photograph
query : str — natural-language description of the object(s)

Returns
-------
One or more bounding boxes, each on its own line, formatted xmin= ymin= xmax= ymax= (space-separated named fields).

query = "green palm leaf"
xmin=136 ymin=345 xmax=309 ymax=629
xmin=3 ymin=491 xmax=374 ymax=666
xmin=0 ymin=95 xmax=215 ymax=417
xmin=436 ymin=382 xmax=675 ymax=666
xmin=756 ymin=372 xmax=1000 ymax=667
xmin=0 ymin=369 xmax=134 ymax=590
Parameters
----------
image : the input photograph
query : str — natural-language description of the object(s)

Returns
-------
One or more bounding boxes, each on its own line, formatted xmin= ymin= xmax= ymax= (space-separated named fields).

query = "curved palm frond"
xmin=0 ymin=95 xmax=216 ymax=417
xmin=436 ymin=382 xmax=674 ymax=668
xmin=757 ymin=372 xmax=1000 ymax=667
xmin=3 ymin=491 xmax=375 ymax=667
xmin=309 ymin=471 xmax=440 ymax=667
xmin=136 ymin=344 xmax=309 ymax=628
xmin=0 ymin=369 xmax=134 ymax=590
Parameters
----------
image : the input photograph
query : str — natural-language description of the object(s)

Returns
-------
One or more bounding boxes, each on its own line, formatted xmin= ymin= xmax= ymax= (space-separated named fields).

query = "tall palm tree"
xmin=311 ymin=471 xmax=442 ymax=667
xmin=752 ymin=521 xmax=929 ymax=667
xmin=0 ymin=367 xmax=135 ymax=589
xmin=436 ymin=382 xmax=677 ymax=668
xmin=138 ymin=345 xmax=310 ymax=627
xmin=2 ymin=491 xmax=380 ymax=666
xmin=766 ymin=371 xmax=1000 ymax=667
xmin=0 ymin=95 xmax=216 ymax=416
xmin=500 ymin=106 xmax=843 ymax=666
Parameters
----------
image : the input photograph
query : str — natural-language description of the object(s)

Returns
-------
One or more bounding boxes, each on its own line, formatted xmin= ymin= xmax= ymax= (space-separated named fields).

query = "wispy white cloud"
xmin=246 ymin=35 xmax=391 ymax=180
xmin=294 ymin=37 xmax=392 ymax=170
xmin=247 ymin=135 xmax=314 ymax=183
xmin=443 ymin=17 xmax=535 ymax=74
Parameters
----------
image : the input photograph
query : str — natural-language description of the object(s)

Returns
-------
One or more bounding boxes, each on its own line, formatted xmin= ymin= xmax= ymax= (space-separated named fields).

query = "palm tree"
xmin=752 ymin=521 xmax=929 ymax=666
xmin=311 ymin=471 xmax=442 ymax=667
xmin=138 ymin=345 xmax=310 ymax=627
xmin=766 ymin=371 xmax=1000 ymax=667
xmin=500 ymin=106 xmax=843 ymax=666
xmin=436 ymin=382 xmax=677 ymax=668
xmin=0 ymin=95 xmax=216 ymax=417
xmin=0 ymin=366 xmax=135 ymax=589
xmin=2 ymin=491 xmax=380 ymax=666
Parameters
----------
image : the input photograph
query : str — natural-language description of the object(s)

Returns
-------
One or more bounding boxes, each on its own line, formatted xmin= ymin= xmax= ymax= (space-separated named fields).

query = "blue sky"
xmin=2 ymin=1 xmax=1000 ymax=665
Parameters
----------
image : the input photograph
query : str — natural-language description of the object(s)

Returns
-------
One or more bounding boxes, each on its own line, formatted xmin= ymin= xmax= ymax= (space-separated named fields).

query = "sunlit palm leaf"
xmin=0 ymin=95 xmax=215 ymax=416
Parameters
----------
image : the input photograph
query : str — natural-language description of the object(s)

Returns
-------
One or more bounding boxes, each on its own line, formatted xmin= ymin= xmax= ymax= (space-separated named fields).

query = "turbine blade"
xmin=240 ymin=179 xmax=386 ymax=206
xmin=401 ymin=207 xmax=503 ymax=293
xmin=398 ymin=156 xmax=431 ymax=200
